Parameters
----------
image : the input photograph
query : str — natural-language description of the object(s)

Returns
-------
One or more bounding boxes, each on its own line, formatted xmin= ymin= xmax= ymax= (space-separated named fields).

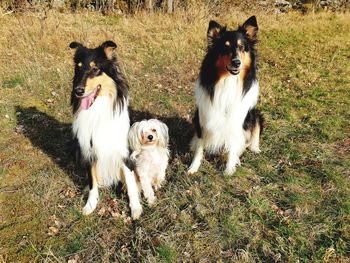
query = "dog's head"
xmin=207 ymin=16 xmax=258 ymax=77
xmin=128 ymin=119 xmax=169 ymax=151
xmin=69 ymin=41 xmax=122 ymax=111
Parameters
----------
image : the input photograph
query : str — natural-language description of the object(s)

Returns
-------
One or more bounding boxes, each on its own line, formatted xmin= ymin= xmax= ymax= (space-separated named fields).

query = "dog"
xmin=69 ymin=40 xmax=142 ymax=219
xmin=188 ymin=16 xmax=264 ymax=175
xmin=128 ymin=119 xmax=169 ymax=206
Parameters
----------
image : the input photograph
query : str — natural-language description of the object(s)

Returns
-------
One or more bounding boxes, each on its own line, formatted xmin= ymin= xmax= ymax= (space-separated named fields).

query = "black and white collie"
xmin=188 ymin=16 xmax=264 ymax=175
xmin=70 ymin=41 xmax=142 ymax=219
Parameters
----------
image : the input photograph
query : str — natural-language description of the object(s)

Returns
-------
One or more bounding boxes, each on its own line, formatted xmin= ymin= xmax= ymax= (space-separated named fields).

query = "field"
xmin=0 ymin=5 xmax=349 ymax=262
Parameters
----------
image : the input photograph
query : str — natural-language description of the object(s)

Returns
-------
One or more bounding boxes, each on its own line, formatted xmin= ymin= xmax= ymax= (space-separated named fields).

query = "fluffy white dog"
xmin=128 ymin=119 xmax=170 ymax=206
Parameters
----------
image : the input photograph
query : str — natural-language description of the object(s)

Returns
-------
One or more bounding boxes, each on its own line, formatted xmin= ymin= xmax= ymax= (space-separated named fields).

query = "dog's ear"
xmin=128 ymin=121 xmax=141 ymax=151
xmin=69 ymin=41 xmax=83 ymax=49
xmin=207 ymin=20 xmax=225 ymax=49
xmin=241 ymin=16 xmax=258 ymax=42
xmin=101 ymin=41 xmax=117 ymax=60
xmin=159 ymin=121 xmax=169 ymax=147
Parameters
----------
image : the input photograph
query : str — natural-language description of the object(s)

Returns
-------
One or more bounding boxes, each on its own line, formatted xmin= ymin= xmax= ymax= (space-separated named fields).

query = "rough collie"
xmin=188 ymin=16 xmax=264 ymax=175
xmin=70 ymin=41 xmax=142 ymax=219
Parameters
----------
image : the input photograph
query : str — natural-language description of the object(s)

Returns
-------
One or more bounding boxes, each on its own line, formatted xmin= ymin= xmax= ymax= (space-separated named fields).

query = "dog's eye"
xmin=152 ymin=129 xmax=157 ymax=133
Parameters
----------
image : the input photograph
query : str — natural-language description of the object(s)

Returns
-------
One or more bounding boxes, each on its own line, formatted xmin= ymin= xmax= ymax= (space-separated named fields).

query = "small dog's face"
xmin=129 ymin=119 xmax=169 ymax=150
xmin=207 ymin=16 xmax=258 ymax=76
xmin=141 ymin=126 xmax=158 ymax=146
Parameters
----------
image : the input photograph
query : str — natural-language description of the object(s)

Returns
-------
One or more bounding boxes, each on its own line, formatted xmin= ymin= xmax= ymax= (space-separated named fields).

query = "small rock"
xmin=5 ymin=114 xmax=10 ymax=119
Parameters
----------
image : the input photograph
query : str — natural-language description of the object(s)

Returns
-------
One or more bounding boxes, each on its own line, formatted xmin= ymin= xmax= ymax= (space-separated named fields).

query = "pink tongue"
xmin=80 ymin=91 xmax=97 ymax=110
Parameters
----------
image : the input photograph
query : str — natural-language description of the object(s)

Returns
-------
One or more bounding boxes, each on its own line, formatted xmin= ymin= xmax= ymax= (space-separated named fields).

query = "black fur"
xmin=193 ymin=108 xmax=202 ymax=138
xmin=69 ymin=40 xmax=129 ymax=114
xmin=199 ymin=16 xmax=258 ymax=100
xmin=243 ymin=108 xmax=264 ymax=134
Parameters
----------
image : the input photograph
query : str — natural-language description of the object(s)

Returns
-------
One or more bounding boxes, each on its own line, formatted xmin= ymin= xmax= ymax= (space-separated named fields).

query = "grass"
xmin=0 ymin=5 xmax=349 ymax=262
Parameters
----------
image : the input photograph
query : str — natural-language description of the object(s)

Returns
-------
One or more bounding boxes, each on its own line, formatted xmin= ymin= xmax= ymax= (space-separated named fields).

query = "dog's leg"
xmin=248 ymin=123 xmax=261 ymax=153
xmin=138 ymin=169 xmax=156 ymax=206
xmin=122 ymin=164 xmax=143 ymax=220
xmin=225 ymin=137 xmax=245 ymax=174
xmin=154 ymin=166 xmax=166 ymax=191
xmin=83 ymin=162 xmax=99 ymax=215
xmin=188 ymin=137 xmax=204 ymax=175
xmin=225 ymin=150 xmax=241 ymax=174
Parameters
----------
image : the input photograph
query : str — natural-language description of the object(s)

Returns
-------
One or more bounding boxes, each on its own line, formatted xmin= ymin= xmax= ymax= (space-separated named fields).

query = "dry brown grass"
xmin=0 ymin=5 xmax=349 ymax=262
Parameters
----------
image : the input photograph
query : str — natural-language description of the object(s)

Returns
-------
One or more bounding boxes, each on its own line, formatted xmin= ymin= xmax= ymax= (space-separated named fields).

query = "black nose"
xmin=232 ymin=59 xmax=241 ymax=68
xmin=147 ymin=135 xmax=153 ymax=141
xmin=74 ymin=86 xmax=85 ymax=96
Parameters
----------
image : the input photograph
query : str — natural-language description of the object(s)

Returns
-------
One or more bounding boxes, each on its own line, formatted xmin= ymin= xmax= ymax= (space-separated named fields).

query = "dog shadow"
xmin=15 ymin=106 xmax=193 ymax=189
xmin=129 ymin=108 xmax=193 ymax=157
xmin=15 ymin=106 xmax=86 ymax=188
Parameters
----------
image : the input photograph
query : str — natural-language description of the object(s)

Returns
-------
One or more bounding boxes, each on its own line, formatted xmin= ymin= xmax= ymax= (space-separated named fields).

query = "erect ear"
xmin=207 ymin=20 xmax=225 ymax=48
xmin=69 ymin=41 xmax=83 ymax=49
xmin=241 ymin=16 xmax=258 ymax=42
xmin=101 ymin=40 xmax=117 ymax=60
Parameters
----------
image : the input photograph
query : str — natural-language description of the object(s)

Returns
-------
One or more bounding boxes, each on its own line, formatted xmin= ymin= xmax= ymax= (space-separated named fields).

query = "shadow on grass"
xmin=15 ymin=106 xmax=193 ymax=188
xmin=15 ymin=106 xmax=86 ymax=188
xmin=129 ymin=107 xmax=192 ymax=156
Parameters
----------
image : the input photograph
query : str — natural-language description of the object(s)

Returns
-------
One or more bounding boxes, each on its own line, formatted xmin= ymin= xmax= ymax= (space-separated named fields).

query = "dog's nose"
xmin=232 ymin=58 xmax=241 ymax=68
xmin=74 ymin=86 xmax=85 ymax=96
xmin=147 ymin=135 xmax=153 ymax=141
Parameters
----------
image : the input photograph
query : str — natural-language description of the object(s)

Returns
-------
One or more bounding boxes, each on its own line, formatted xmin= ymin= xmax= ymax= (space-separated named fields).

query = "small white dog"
xmin=128 ymin=119 xmax=170 ymax=206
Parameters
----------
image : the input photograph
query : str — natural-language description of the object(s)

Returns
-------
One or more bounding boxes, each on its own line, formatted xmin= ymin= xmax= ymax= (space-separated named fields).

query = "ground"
xmin=0 ymin=6 xmax=349 ymax=262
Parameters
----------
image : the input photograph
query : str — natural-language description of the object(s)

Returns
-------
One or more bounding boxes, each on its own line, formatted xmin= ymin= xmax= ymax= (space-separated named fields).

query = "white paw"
xmin=224 ymin=166 xmax=237 ymax=175
xmin=147 ymin=195 xmax=156 ymax=206
xmin=82 ymin=189 xmax=98 ymax=215
xmin=249 ymin=146 xmax=261 ymax=154
xmin=131 ymin=205 xmax=143 ymax=220
xmin=187 ymin=163 xmax=199 ymax=175
xmin=82 ymin=199 xmax=98 ymax=215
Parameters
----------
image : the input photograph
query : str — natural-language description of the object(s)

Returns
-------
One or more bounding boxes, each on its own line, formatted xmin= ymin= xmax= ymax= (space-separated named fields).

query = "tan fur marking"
xmin=91 ymin=161 xmax=98 ymax=186
xmin=85 ymin=73 xmax=116 ymax=97
xmin=104 ymin=47 xmax=115 ymax=60
xmin=78 ymin=62 xmax=83 ymax=67
xmin=238 ymin=51 xmax=252 ymax=82
xmin=215 ymin=54 xmax=232 ymax=79
xmin=244 ymin=25 xmax=256 ymax=40
xmin=89 ymin=61 xmax=96 ymax=68
xmin=248 ymin=123 xmax=261 ymax=153
xmin=225 ymin=41 xmax=231 ymax=47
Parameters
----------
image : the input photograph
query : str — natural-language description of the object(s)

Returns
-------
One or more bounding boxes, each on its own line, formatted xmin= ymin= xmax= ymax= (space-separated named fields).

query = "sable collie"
xmin=70 ymin=41 xmax=142 ymax=219
xmin=188 ymin=16 xmax=264 ymax=175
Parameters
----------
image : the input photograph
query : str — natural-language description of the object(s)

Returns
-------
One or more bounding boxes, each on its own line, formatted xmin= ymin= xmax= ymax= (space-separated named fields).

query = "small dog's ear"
xmin=159 ymin=122 xmax=169 ymax=147
xmin=241 ymin=16 xmax=258 ymax=42
xmin=207 ymin=20 xmax=225 ymax=49
xmin=101 ymin=41 xmax=117 ymax=60
xmin=128 ymin=122 xmax=142 ymax=151
xmin=69 ymin=41 xmax=83 ymax=49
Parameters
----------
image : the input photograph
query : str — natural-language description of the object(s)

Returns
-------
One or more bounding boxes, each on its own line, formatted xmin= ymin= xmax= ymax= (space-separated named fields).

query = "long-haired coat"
xmin=128 ymin=119 xmax=169 ymax=206
xmin=188 ymin=16 xmax=264 ymax=175
xmin=70 ymin=41 xmax=142 ymax=219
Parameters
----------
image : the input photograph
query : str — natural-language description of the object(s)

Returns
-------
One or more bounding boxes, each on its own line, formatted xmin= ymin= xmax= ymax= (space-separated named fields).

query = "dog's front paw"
xmin=147 ymin=195 xmax=156 ymax=206
xmin=82 ymin=190 xmax=98 ymax=215
xmin=82 ymin=199 xmax=97 ymax=215
xmin=131 ymin=205 xmax=143 ymax=220
xmin=249 ymin=145 xmax=261 ymax=153
xmin=187 ymin=163 xmax=200 ymax=175
xmin=224 ymin=166 xmax=237 ymax=175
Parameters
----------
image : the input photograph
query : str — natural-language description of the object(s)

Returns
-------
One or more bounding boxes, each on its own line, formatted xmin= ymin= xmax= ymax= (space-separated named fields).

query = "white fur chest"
xmin=72 ymin=96 xmax=130 ymax=186
xmin=195 ymin=76 xmax=259 ymax=152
